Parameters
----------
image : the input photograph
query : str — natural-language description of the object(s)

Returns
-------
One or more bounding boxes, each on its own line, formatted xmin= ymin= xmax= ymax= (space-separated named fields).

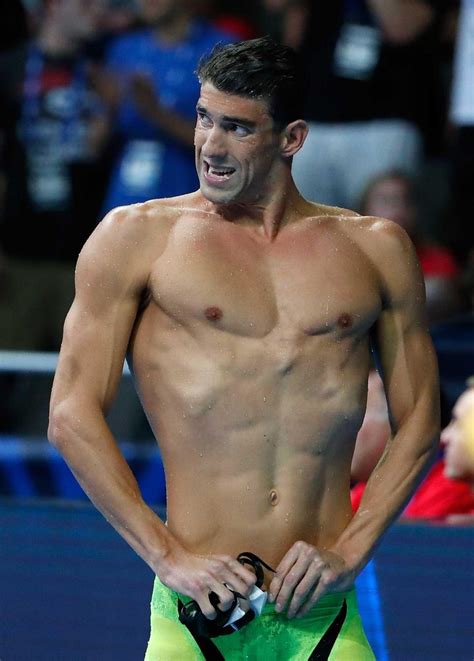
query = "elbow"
xmin=48 ymin=400 xmax=77 ymax=450
xmin=418 ymin=421 xmax=440 ymax=463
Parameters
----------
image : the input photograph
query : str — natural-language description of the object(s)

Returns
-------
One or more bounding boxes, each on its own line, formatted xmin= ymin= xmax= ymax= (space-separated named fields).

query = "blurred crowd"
xmin=0 ymin=1 xmax=473 ymax=518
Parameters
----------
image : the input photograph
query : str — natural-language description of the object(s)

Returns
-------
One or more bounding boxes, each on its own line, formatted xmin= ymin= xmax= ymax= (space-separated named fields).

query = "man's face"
xmin=441 ymin=388 xmax=474 ymax=481
xmin=137 ymin=0 xmax=178 ymax=26
xmin=194 ymin=83 xmax=282 ymax=206
xmin=364 ymin=177 xmax=417 ymax=236
xmin=57 ymin=0 xmax=105 ymax=41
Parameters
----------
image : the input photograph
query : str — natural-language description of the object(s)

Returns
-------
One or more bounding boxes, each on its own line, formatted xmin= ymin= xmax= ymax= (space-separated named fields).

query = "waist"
xmin=151 ymin=573 xmax=358 ymax=629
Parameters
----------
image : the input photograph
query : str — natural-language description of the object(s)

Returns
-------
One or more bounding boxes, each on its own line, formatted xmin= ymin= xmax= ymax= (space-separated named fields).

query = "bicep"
xmin=372 ymin=227 xmax=439 ymax=429
xmin=52 ymin=229 xmax=142 ymax=414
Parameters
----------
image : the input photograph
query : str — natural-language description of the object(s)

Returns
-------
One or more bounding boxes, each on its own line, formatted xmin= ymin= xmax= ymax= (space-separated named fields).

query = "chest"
xmin=149 ymin=219 xmax=381 ymax=339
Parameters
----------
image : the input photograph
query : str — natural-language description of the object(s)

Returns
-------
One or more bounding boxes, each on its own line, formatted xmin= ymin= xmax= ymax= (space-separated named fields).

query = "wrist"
xmin=329 ymin=542 xmax=366 ymax=578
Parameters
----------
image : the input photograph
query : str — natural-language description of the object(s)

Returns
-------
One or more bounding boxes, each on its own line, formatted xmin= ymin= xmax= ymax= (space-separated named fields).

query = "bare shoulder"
xmin=347 ymin=215 xmax=418 ymax=263
xmin=305 ymin=200 xmax=360 ymax=221
xmin=80 ymin=196 xmax=194 ymax=267
xmin=350 ymin=216 xmax=425 ymax=305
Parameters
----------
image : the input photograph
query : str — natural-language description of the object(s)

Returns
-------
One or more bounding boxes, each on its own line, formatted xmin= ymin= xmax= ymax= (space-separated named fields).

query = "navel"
xmin=205 ymin=306 xmax=223 ymax=322
xmin=337 ymin=313 xmax=353 ymax=329
xmin=269 ymin=489 xmax=279 ymax=506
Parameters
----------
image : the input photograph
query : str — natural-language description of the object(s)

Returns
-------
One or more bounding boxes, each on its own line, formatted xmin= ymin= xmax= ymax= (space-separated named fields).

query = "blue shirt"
xmin=103 ymin=20 xmax=233 ymax=211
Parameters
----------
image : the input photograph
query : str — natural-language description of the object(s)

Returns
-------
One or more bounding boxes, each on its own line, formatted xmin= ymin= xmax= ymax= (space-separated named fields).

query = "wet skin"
xmin=130 ymin=198 xmax=378 ymax=566
xmin=49 ymin=84 xmax=439 ymax=619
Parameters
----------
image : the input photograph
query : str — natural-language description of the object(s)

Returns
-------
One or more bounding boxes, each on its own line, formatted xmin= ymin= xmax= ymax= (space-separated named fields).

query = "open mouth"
xmin=203 ymin=161 xmax=236 ymax=184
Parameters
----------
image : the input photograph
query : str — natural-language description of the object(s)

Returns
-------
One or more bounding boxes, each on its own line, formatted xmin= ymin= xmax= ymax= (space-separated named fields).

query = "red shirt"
xmin=417 ymin=244 xmax=460 ymax=278
xmin=351 ymin=460 xmax=474 ymax=519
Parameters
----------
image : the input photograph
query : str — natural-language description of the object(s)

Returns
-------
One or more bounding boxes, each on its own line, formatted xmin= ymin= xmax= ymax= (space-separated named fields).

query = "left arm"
xmin=367 ymin=0 xmax=435 ymax=43
xmin=269 ymin=221 xmax=440 ymax=617
xmin=130 ymin=73 xmax=195 ymax=148
xmin=333 ymin=221 xmax=440 ymax=570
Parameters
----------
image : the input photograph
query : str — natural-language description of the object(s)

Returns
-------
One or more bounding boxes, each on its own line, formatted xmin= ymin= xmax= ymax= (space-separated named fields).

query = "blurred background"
xmin=0 ymin=1 xmax=473 ymax=659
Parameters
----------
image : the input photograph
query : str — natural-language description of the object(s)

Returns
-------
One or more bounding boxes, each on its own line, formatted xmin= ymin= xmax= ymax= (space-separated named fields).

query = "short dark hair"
xmin=196 ymin=36 xmax=303 ymax=129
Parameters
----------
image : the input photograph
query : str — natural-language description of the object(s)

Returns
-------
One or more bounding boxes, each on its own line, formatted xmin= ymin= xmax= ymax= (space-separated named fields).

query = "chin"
xmin=200 ymin=184 xmax=240 ymax=206
xmin=444 ymin=464 xmax=464 ymax=481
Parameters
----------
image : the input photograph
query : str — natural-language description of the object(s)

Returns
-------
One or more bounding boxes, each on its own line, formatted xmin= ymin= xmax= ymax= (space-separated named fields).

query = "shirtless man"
xmin=48 ymin=37 xmax=440 ymax=659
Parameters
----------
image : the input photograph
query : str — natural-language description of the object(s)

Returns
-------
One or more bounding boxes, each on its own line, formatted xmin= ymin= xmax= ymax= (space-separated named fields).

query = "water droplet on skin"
xmin=199 ymin=452 xmax=203 ymax=458
xmin=263 ymin=396 xmax=267 ymax=402
xmin=182 ymin=413 xmax=187 ymax=419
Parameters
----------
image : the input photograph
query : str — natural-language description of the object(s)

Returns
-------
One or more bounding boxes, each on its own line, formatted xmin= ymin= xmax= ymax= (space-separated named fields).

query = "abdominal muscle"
xmin=130 ymin=306 xmax=369 ymax=570
xmin=164 ymin=449 xmax=355 ymax=572
xmin=136 ymin=363 xmax=362 ymax=570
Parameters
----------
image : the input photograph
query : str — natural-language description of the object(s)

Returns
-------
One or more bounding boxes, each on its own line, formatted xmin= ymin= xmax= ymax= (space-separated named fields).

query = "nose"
xmin=440 ymin=424 xmax=451 ymax=446
xmin=202 ymin=126 xmax=227 ymax=159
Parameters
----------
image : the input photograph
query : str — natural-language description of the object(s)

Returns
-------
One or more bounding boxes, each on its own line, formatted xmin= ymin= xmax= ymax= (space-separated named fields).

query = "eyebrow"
xmin=196 ymin=105 xmax=257 ymax=129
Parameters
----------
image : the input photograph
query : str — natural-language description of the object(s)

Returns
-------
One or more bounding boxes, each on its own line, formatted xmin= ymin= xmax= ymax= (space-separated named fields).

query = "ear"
xmin=279 ymin=120 xmax=308 ymax=158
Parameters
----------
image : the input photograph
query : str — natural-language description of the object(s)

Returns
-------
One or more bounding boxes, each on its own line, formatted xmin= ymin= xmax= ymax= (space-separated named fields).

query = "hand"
xmin=268 ymin=541 xmax=355 ymax=618
xmin=157 ymin=545 xmax=257 ymax=620
xmin=88 ymin=64 xmax=121 ymax=111
xmin=131 ymin=73 xmax=161 ymax=121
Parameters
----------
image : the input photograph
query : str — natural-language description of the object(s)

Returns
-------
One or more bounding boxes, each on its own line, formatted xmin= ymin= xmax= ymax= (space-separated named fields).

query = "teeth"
xmin=209 ymin=166 xmax=234 ymax=176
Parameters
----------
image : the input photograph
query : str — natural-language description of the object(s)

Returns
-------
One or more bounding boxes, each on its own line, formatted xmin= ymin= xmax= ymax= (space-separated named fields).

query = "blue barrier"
xmin=0 ymin=436 xmax=166 ymax=505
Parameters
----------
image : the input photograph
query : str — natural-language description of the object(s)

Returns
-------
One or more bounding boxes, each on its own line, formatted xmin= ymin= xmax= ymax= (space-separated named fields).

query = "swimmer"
xmin=49 ymin=37 xmax=440 ymax=659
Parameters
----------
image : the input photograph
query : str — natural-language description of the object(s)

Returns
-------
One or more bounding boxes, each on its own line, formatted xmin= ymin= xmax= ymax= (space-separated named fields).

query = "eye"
xmin=197 ymin=112 xmax=212 ymax=128
xmin=227 ymin=123 xmax=250 ymax=137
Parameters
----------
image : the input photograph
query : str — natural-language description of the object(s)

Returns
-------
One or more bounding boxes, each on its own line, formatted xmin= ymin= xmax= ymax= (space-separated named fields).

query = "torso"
xmin=127 ymin=193 xmax=384 ymax=568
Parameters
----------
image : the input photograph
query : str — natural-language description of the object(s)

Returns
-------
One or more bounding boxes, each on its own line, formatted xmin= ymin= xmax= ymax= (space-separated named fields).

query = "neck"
xmin=38 ymin=21 xmax=79 ymax=56
xmin=211 ymin=176 xmax=305 ymax=241
xmin=153 ymin=12 xmax=191 ymax=45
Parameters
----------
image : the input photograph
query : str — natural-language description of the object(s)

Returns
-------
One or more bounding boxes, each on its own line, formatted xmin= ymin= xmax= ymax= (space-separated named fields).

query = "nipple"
xmin=269 ymin=489 xmax=279 ymax=506
xmin=337 ymin=313 xmax=353 ymax=329
xmin=205 ymin=306 xmax=223 ymax=322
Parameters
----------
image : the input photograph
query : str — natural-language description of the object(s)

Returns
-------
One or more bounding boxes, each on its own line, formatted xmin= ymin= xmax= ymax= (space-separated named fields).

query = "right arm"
xmin=366 ymin=0 xmax=435 ymax=43
xmin=48 ymin=208 xmax=254 ymax=615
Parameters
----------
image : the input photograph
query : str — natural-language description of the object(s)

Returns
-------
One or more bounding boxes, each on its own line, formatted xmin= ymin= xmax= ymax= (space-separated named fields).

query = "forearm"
xmin=333 ymin=415 xmax=439 ymax=573
xmin=148 ymin=106 xmax=195 ymax=148
xmin=366 ymin=0 xmax=434 ymax=42
xmin=48 ymin=402 xmax=178 ymax=574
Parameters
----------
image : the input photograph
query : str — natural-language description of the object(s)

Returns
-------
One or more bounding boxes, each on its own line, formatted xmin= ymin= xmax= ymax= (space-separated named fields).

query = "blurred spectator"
xmin=351 ymin=373 xmax=474 ymax=520
xmin=254 ymin=0 xmax=308 ymax=48
xmin=448 ymin=0 xmax=474 ymax=262
xmin=194 ymin=0 xmax=257 ymax=40
xmin=100 ymin=0 xmax=140 ymax=38
xmin=351 ymin=369 xmax=390 ymax=485
xmin=360 ymin=170 xmax=465 ymax=324
xmin=292 ymin=0 xmax=449 ymax=209
xmin=1 ymin=0 xmax=109 ymax=263
xmin=99 ymin=0 xmax=234 ymax=212
xmin=0 ymin=0 xmax=110 ymax=351
xmin=442 ymin=379 xmax=474 ymax=482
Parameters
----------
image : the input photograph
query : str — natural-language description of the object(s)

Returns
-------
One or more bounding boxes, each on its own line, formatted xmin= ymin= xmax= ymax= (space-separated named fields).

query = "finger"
xmin=287 ymin=571 xmax=321 ymax=618
xmin=268 ymin=546 xmax=300 ymax=601
xmin=196 ymin=594 xmax=217 ymax=620
xmin=274 ymin=555 xmax=313 ymax=614
xmin=294 ymin=579 xmax=328 ymax=618
xmin=208 ymin=582 xmax=237 ymax=613
xmin=216 ymin=557 xmax=257 ymax=596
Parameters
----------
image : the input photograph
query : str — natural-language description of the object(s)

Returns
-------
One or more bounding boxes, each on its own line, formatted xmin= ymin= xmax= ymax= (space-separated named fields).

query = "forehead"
xmin=198 ymin=83 xmax=273 ymax=126
xmin=371 ymin=178 xmax=410 ymax=197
